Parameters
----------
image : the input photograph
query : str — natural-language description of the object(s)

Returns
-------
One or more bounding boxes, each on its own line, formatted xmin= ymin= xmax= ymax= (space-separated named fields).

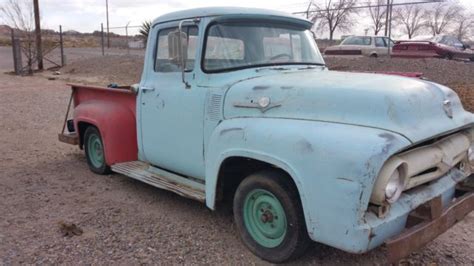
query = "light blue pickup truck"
xmin=59 ymin=7 xmax=474 ymax=263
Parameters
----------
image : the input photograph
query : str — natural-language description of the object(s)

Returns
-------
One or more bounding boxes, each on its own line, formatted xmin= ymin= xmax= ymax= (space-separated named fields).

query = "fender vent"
xmin=207 ymin=94 xmax=223 ymax=121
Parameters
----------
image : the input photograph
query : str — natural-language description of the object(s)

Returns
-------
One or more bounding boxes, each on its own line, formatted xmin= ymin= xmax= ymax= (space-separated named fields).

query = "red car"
xmin=392 ymin=35 xmax=474 ymax=61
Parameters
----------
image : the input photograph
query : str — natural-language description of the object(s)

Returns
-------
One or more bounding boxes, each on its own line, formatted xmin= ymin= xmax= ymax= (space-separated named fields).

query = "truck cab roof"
xmin=152 ymin=6 xmax=310 ymax=25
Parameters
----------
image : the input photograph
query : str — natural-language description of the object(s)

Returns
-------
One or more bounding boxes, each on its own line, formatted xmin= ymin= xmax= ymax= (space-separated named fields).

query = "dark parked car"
xmin=392 ymin=35 xmax=474 ymax=61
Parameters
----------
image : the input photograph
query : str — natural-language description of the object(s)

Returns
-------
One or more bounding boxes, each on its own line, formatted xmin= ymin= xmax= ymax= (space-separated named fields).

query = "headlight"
xmin=468 ymin=146 xmax=474 ymax=164
xmin=385 ymin=169 xmax=404 ymax=203
xmin=370 ymin=158 xmax=407 ymax=205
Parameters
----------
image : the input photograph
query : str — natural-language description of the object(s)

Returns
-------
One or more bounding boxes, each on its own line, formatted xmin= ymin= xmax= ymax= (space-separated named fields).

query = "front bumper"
xmin=385 ymin=186 xmax=473 ymax=262
xmin=323 ymin=169 xmax=473 ymax=256
xmin=364 ymin=169 xmax=473 ymax=262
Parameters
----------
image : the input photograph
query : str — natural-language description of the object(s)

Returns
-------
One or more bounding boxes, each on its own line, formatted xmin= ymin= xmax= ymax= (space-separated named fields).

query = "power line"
xmin=293 ymin=0 xmax=444 ymax=15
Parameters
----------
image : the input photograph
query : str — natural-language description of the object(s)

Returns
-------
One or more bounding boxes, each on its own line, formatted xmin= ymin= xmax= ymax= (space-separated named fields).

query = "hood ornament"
xmin=443 ymin=99 xmax=453 ymax=119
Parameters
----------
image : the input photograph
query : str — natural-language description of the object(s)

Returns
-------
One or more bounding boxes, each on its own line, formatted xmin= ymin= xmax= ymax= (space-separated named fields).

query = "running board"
xmin=111 ymin=161 xmax=205 ymax=202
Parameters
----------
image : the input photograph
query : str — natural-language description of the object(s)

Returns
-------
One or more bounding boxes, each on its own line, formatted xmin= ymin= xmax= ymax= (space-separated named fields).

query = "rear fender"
xmin=74 ymin=101 xmax=138 ymax=165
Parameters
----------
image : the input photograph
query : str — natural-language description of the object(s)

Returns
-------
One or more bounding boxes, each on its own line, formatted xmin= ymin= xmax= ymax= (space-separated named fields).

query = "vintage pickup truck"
xmin=59 ymin=7 xmax=474 ymax=263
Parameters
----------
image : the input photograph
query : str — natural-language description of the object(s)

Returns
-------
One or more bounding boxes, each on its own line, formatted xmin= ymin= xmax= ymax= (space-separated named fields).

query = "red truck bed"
xmin=59 ymin=84 xmax=138 ymax=165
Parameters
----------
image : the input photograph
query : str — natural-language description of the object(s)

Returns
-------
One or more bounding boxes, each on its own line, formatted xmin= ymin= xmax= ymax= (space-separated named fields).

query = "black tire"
xmin=370 ymin=53 xmax=378 ymax=58
xmin=233 ymin=169 xmax=310 ymax=263
xmin=84 ymin=126 xmax=111 ymax=175
xmin=470 ymin=57 xmax=474 ymax=62
xmin=445 ymin=53 xmax=454 ymax=60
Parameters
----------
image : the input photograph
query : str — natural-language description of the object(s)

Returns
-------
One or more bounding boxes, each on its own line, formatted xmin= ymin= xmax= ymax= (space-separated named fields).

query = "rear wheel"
xmin=370 ymin=53 xmax=378 ymax=58
xmin=233 ymin=170 xmax=310 ymax=263
xmin=84 ymin=126 xmax=110 ymax=174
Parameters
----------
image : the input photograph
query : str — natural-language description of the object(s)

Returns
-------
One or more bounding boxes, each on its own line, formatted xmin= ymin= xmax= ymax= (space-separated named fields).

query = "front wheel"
xmin=233 ymin=170 xmax=310 ymax=263
xmin=84 ymin=126 xmax=110 ymax=175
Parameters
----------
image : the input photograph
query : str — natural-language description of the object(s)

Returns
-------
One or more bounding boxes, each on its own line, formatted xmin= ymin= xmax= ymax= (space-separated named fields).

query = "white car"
xmin=324 ymin=35 xmax=395 ymax=57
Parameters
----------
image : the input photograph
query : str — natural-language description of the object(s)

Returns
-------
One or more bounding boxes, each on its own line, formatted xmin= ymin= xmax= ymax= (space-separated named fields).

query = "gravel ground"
xmin=0 ymin=51 xmax=473 ymax=264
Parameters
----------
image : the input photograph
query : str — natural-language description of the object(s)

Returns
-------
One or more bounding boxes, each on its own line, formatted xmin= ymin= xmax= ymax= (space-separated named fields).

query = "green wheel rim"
xmin=87 ymin=133 xmax=104 ymax=168
xmin=243 ymin=189 xmax=287 ymax=248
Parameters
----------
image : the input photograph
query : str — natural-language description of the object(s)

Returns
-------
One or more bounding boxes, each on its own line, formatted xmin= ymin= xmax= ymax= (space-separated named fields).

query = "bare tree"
xmin=424 ymin=1 xmax=462 ymax=36
xmin=367 ymin=0 xmax=387 ymax=35
xmin=452 ymin=12 xmax=474 ymax=42
xmin=310 ymin=0 xmax=359 ymax=41
xmin=0 ymin=0 xmax=36 ymax=73
xmin=393 ymin=4 xmax=426 ymax=39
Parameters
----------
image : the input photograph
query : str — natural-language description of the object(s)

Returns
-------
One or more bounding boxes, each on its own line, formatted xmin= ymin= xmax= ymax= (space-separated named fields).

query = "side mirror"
xmin=168 ymin=30 xmax=188 ymax=69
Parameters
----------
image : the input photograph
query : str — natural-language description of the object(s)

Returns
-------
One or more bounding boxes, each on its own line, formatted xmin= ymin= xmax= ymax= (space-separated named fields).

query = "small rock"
xmin=58 ymin=221 xmax=83 ymax=237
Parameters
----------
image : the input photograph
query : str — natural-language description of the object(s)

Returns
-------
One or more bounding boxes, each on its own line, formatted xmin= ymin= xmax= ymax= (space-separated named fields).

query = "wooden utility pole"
xmin=384 ymin=0 xmax=390 ymax=36
xmin=33 ymin=0 xmax=43 ymax=70
xmin=106 ymin=0 xmax=110 ymax=48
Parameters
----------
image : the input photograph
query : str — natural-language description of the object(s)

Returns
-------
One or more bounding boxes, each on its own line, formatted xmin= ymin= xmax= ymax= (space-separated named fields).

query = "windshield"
xmin=203 ymin=22 xmax=324 ymax=72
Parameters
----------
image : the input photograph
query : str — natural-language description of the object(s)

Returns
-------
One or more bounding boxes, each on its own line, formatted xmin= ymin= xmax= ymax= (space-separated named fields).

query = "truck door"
xmin=139 ymin=25 xmax=206 ymax=179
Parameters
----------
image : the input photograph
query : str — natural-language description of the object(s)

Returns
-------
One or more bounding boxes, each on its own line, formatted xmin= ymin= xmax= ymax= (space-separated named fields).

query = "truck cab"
xmin=59 ymin=7 xmax=474 ymax=263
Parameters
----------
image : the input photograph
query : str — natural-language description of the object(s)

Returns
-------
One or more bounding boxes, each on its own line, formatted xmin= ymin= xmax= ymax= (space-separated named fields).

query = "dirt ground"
xmin=0 ymin=49 xmax=473 ymax=264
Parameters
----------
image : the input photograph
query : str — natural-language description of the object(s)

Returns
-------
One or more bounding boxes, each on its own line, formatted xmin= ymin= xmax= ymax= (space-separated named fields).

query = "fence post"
xmin=59 ymin=25 xmax=65 ymax=66
xmin=101 ymin=23 xmax=105 ymax=56
xmin=11 ymin=29 xmax=22 ymax=75
xmin=125 ymin=22 xmax=130 ymax=55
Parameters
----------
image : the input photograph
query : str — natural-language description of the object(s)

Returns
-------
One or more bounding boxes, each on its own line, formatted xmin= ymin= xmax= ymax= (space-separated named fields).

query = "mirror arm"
xmin=179 ymin=19 xmax=194 ymax=89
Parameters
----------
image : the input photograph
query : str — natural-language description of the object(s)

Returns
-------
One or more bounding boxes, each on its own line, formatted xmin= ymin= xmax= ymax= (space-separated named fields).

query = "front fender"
xmin=74 ymin=101 xmax=138 ymax=165
xmin=205 ymin=118 xmax=411 ymax=252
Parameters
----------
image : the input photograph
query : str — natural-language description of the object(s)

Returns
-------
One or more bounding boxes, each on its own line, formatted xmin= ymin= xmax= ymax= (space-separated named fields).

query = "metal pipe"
xmin=59 ymin=25 xmax=65 ymax=66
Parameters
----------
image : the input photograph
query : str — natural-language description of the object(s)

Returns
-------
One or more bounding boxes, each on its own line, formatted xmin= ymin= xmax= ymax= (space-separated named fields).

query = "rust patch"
xmin=220 ymin=127 xmax=243 ymax=136
xmin=252 ymin=85 xmax=270 ymax=91
xmin=378 ymin=132 xmax=396 ymax=142
xmin=296 ymin=139 xmax=314 ymax=153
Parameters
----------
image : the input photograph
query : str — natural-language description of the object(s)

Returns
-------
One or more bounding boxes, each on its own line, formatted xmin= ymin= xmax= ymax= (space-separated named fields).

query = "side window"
xmin=155 ymin=26 xmax=198 ymax=72
xmin=385 ymin=38 xmax=395 ymax=47
xmin=342 ymin=36 xmax=372 ymax=46
xmin=450 ymin=37 xmax=464 ymax=48
xmin=375 ymin=37 xmax=386 ymax=47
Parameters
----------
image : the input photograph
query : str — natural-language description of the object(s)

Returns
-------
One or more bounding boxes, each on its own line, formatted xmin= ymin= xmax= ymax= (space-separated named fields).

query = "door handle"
xmin=141 ymin=86 xmax=155 ymax=92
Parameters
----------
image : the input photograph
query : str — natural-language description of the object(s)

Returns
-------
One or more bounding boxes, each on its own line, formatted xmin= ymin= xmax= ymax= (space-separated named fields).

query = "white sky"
xmin=1 ymin=0 xmax=473 ymax=38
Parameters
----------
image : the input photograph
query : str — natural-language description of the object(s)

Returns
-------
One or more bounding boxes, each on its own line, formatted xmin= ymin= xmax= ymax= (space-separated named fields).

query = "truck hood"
xmin=223 ymin=70 xmax=474 ymax=143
